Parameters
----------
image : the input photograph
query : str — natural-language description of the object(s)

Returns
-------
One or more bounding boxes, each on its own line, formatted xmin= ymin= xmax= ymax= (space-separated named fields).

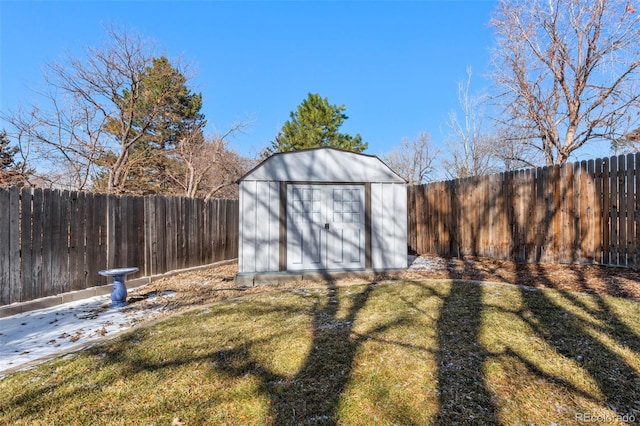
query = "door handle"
xmin=324 ymin=223 xmax=330 ymax=230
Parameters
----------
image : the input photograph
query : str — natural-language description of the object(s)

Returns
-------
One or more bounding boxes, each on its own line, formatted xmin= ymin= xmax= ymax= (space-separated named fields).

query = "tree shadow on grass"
xmin=514 ymin=265 xmax=640 ymax=417
xmin=434 ymin=281 xmax=497 ymax=425
xmin=428 ymin=259 xmax=640 ymax=424
xmin=211 ymin=281 xmax=378 ymax=425
xmin=444 ymin=256 xmax=640 ymax=419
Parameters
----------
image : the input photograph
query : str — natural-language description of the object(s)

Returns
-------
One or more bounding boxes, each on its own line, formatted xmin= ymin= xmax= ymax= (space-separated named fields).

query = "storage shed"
xmin=236 ymin=147 xmax=407 ymax=285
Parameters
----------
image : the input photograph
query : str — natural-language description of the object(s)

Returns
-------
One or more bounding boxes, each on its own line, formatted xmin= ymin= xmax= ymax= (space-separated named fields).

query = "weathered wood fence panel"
xmin=408 ymin=153 xmax=640 ymax=269
xmin=0 ymin=189 xmax=239 ymax=306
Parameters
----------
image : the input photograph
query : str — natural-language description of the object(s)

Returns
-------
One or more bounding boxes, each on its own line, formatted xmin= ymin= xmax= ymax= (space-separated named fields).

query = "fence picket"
xmin=20 ymin=188 xmax=33 ymax=301
xmin=585 ymin=160 xmax=595 ymax=263
xmin=578 ymin=161 xmax=588 ymax=262
xmin=626 ymin=154 xmax=634 ymax=267
xmin=68 ymin=190 xmax=82 ymax=291
xmin=618 ymin=155 xmax=627 ymax=266
xmin=596 ymin=158 xmax=605 ymax=263
xmin=156 ymin=196 xmax=168 ymax=273
xmin=32 ymin=188 xmax=44 ymax=299
xmin=407 ymin=187 xmax=416 ymax=252
xmin=567 ymin=163 xmax=577 ymax=263
xmin=635 ymin=153 xmax=640 ymax=268
xmin=0 ymin=188 xmax=10 ymax=305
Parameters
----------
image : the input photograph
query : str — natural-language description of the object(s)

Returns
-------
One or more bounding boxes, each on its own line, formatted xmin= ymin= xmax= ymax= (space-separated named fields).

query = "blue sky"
xmin=2 ymin=1 xmax=504 ymax=165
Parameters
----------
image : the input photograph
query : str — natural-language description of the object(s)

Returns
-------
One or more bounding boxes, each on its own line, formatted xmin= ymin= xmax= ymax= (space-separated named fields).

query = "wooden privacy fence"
xmin=408 ymin=153 xmax=640 ymax=269
xmin=0 ymin=187 xmax=239 ymax=306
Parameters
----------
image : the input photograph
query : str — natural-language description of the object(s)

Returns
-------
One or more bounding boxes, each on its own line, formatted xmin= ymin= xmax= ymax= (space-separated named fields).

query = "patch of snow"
xmin=407 ymin=255 xmax=447 ymax=272
xmin=0 ymin=291 xmax=175 ymax=377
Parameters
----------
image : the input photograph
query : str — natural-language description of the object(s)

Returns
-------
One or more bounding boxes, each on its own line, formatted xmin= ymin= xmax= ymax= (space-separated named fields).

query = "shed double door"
xmin=287 ymin=184 xmax=365 ymax=271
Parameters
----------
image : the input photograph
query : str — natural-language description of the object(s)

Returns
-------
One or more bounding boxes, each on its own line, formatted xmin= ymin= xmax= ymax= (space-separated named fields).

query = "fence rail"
xmin=408 ymin=153 xmax=640 ymax=269
xmin=0 ymin=187 xmax=238 ymax=306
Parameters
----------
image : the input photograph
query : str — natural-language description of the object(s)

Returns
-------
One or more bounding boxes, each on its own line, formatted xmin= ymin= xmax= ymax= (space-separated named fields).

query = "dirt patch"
xmin=125 ymin=264 xmax=334 ymax=319
xmin=125 ymin=257 xmax=640 ymax=319
xmin=406 ymin=255 xmax=640 ymax=301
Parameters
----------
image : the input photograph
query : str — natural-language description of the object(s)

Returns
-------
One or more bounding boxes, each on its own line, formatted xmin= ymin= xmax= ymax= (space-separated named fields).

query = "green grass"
xmin=1 ymin=280 xmax=639 ymax=425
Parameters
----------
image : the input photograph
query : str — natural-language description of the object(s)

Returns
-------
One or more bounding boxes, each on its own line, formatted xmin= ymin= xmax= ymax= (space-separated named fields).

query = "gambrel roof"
xmin=240 ymin=147 xmax=406 ymax=183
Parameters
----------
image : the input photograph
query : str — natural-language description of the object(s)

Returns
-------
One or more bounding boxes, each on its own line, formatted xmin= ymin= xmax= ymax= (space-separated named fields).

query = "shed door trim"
xmin=279 ymin=181 xmax=287 ymax=271
xmin=364 ymin=182 xmax=372 ymax=269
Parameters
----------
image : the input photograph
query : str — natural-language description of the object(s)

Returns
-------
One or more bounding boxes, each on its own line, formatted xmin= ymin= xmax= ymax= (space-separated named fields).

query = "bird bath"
xmin=98 ymin=267 xmax=139 ymax=308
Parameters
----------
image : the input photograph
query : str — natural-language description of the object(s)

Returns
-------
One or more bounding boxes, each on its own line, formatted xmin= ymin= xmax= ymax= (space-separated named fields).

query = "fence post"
xmin=0 ymin=187 xmax=12 ymax=305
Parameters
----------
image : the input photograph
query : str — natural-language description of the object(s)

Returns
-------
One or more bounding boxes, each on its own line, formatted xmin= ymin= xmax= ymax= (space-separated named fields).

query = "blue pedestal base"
xmin=110 ymin=276 xmax=128 ymax=308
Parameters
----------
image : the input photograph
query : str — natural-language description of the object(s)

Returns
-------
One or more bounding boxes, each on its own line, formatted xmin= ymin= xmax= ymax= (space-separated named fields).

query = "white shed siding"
xmin=238 ymin=182 xmax=254 ymax=273
xmin=239 ymin=181 xmax=280 ymax=273
xmin=392 ymin=184 xmax=408 ymax=268
xmin=371 ymin=183 xmax=407 ymax=269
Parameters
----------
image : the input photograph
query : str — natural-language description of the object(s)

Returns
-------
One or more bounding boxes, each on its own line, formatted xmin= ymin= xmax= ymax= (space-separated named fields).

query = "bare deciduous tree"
xmin=168 ymin=121 xmax=252 ymax=199
xmin=4 ymin=90 xmax=108 ymax=190
xmin=2 ymin=25 xmax=201 ymax=193
xmin=614 ymin=126 xmax=640 ymax=153
xmin=0 ymin=130 xmax=31 ymax=187
xmin=490 ymin=0 xmax=640 ymax=165
xmin=383 ymin=132 xmax=438 ymax=184
xmin=488 ymin=123 xmax=544 ymax=171
xmin=444 ymin=68 xmax=498 ymax=179
xmin=3 ymin=26 xmax=152 ymax=191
